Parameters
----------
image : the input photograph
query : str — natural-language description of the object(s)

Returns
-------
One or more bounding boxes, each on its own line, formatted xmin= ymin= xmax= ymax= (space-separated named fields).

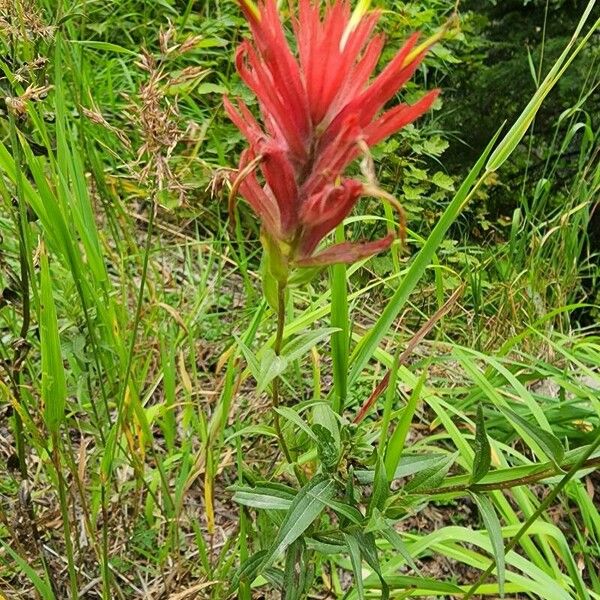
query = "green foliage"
xmin=0 ymin=0 xmax=599 ymax=599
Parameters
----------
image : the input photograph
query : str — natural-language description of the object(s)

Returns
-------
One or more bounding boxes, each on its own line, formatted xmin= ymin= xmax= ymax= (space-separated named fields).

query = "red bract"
xmin=225 ymin=0 xmax=439 ymax=272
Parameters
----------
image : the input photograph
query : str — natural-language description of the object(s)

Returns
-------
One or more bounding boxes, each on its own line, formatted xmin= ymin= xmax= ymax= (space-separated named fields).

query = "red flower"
xmin=226 ymin=0 xmax=439 ymax=273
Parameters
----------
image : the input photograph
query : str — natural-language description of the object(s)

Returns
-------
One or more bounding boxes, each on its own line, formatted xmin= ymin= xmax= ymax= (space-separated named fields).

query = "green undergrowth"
xmin=0 ymin=0 xmax=598 ymax=598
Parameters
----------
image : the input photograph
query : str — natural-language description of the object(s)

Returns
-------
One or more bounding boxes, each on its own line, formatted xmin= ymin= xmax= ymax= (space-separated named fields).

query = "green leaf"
xmin=344 ymin=533 xmax=365 ymax=599
xmin=67 ymin=40 xmax=139 ymax=55
xmin=232 ymin=550 xmax=268 ymax=592
xmin=498 ymin=405 xmax=564 ymax=467
xmin=366 ymin=509 xmax=419 ymax=573
xmin=312 ymin=423 xmax=339 ymax=469
xmin=40 ymin=245 xmax=67 ymax=434
xmin=312 ymin=403 xmax=341 ymax=449
xmin=471 ymin=403 xmax=492 ymax=483
xmin=330 ymin=223 xmax=349 ymax=413
xmin=257 ymin=349 xmax=288 ymax=393
xmin=262 ymin=476 xmax=336 ymax=569
xmin=281 ymin=327 xmax=339 ymax=362
xmin=384 ymin=370 xmax=426 ymax=480
xmin=368 ymin=575 xmax=463 ymax=594
xmin=283 ymin=539 xmax=310 ymax=600
xmin=471 ymin=493 xmax=506 ymax=598
xmin=359 ymin=532 xmax=390 ymax=600
xmin=357 ymin=453 xmax=447 ymax=484
xmin=347 ymin=127 xmax=503 ymax=386
xmin=405 ymin=452 xmax=458 ymax=493
xmin=231 ymin=482 xmax=295 ymax=510
xmin=0 ymin=540 xmax=56 ymax=600
xmin=321 ymin=498 xmax=363 ymax=524
xmin=261 ymin=255 xmax=279 ymax=311
xmin=368 ymin=453 xmax=389 ymax=517
xmin=276 ymin=406 xmax=318 ymax=442
xmin=431 ymin=171 xmax=455 ymax=191
xmin=195 ymin=82 xmax=228 ymax=95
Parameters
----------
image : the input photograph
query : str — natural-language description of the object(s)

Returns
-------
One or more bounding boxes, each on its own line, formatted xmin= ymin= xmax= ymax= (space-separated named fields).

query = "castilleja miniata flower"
xmin=226 ymin=0 xmax=440 ymax=278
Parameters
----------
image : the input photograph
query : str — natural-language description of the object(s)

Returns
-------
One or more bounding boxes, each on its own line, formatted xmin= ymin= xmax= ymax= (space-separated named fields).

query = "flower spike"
xmin=227 ymin=0 xmax=440 ymax=271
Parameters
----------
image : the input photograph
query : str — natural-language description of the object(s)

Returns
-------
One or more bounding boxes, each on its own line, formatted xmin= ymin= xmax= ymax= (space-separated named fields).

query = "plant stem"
xmin=52 ymin=436 xmax=79 ymax=599
xmin=462 ymin=432 xmax=600 ymax=599
xmin=272 ymin=281 xmax=294 ymax=466
xmin=424 ymin=455 xmax=600 ymax=496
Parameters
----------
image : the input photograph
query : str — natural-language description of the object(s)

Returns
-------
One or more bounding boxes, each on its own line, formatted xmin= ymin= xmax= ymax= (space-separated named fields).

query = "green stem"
xmin=272 ymin=281 xmax=293 ymax=465
xmin=462 ymin=432 xmax=600 ymax=599
xmin=272 ymin=281 xmax=306 ymax=484
xmin=52 ymin=436 xmax=79 ymax=599
xmin=423 ymin=456 xmax=600 ymax=496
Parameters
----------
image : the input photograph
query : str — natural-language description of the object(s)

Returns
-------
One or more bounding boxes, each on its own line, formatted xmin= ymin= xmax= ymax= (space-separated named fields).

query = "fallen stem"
xmin=422 ymin=455 xmax=600 ymax=497
xmin=354 ymin=285 xmax=464 ymax=424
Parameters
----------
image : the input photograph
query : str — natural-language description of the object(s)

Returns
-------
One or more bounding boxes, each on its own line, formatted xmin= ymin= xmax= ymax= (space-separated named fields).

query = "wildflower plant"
xmin=226 ymin=0 xmax=444 ymax=593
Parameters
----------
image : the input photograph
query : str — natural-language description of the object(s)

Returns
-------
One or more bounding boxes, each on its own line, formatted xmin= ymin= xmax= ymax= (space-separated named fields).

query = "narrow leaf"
xmin=471 ymin=403 xmax=491 ymax=483
xmin=471 ymin=493 xmax=506 ymax=597
xmin=384 ymin=370 xmax=425 ymax=480
xmin=40 ymin=244 xmax=67 ymax=434
xmin=344 ymin=533 xmax=365 ymax=600
xmin=405 ymin=452 xmax=458 ymax=493
xmin=498 ymin=405 xmax=564 ymax=467
xmin=368 ymin=453 xmax=389 ymax=517
xmin=262 ymin=476 xmax=336 ymax=569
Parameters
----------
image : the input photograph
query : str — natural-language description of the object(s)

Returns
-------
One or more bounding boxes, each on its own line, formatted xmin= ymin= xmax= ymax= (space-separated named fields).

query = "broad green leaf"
xmin=281 ymin=327 xmax=339 ymax=363
xmin=305 ymin=535 xmax=347 ymax=555
xmin=312 ymin=424 xmax=339 ymax=469
xmin=275 ymin=406 xmax=318 ymax=442
xmin=356 ymin=453 xmax=447 ymax=484
xmin=283 ymin=539 xmax=309 ymax=600
xmin=471 ymin=403 xmax=492 ymax=483
xmin=471 ymin=494 xmax=506 ymax=598
xmin=257 ymin=349 xmax=288 ymax=394
xmin=359 ymin=532 xmax=390 ymax=600
xmin=262 ymin=476 xmax=336 ymax=569
xmin=312 ymin=402 xmax=341 ymax=450
xmin=231 ymin=482 xmax=296 ymax=510
xmin=405 ymin=452 xmax=458 ymax=493
xmin=321 ymin=498 xmax=363 ymax=524
xmin=368 ymin=453 xmax=389 ymax=517
xmin=261 ymin=256 xmax=279 ymax=311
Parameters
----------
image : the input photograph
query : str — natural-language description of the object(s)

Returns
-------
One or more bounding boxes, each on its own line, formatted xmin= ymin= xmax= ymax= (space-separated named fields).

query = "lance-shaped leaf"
xmin=261 ymin=475 xmax=336 ymax=570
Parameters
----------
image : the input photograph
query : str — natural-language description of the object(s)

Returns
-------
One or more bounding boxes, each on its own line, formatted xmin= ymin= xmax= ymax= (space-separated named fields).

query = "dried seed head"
xmin=82 ymin=106 xmax=132 ymax=149
xmin=5 ymin=84 xmax=52 ymax=116
xmin=0 ymin=0 xmax=55 ymax=41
